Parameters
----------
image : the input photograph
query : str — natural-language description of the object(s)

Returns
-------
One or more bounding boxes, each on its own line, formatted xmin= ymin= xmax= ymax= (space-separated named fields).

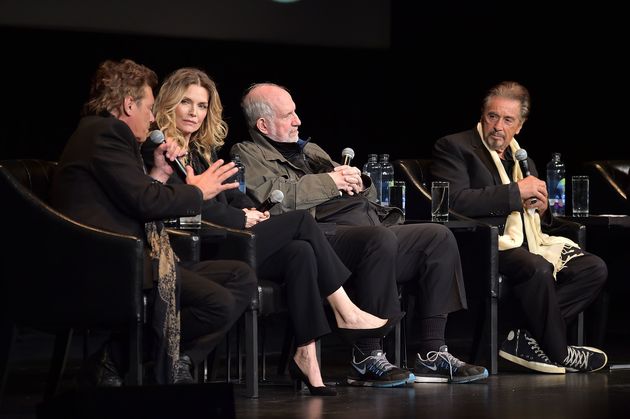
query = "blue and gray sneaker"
xmin=347 ymin=350 xmax=414 ymax=387
xmin=414 ymin=345 xmax=489 ymax=383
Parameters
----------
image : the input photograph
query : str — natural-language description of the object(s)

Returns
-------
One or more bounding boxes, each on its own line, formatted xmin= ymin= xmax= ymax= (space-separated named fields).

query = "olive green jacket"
xmin=230 ymin=130 xmax=403 ymax=225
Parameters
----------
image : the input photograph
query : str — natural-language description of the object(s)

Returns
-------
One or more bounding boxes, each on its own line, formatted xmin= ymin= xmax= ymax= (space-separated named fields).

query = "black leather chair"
xmin=196 ymin=221 xmax=281 ymax=398
xmin=196 ymin=221 xmax=319 ymax=398
xmin=394 ymin=158 xmax=585 ymax=374
xmin=0 ymin=159 xmax=147 ymax=402
xmin=581 ymin=160 xmax=629 ymax=214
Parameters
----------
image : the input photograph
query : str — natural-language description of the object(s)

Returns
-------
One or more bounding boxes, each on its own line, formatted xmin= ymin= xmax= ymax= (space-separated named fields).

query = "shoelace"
xmin=524 ymin=335 xmax=552 ymax=363
xmin=563 ymin=347 xmax=590 ymax=369
xmin=419 ymin=350 xmax=463 ymax=379
xmin=367 ymin=353 xmax=395 ymax=374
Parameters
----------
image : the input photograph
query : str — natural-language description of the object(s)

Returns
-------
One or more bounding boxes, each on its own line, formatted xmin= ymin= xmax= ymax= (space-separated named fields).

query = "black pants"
xmin=499 ymin=247 xmax=607 ymax=362
xmin=178 ymin=259 xmax=256 ymax=364
xmin=326 ymin=222 xmax=466 ymax=319
xmin=253 ymin=210 xmax=351 ymax=345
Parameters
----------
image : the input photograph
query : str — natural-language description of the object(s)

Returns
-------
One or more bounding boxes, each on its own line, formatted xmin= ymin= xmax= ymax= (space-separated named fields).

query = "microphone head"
xmin=341 ymin=147 xmax=355 ymax=160
xmin=269 ymin=189 xmax=284 ymax=204
xmin=149 ymin=129 xmax=165 ymax=144
xmin=514 ymin=148 xmax=528 ymax=161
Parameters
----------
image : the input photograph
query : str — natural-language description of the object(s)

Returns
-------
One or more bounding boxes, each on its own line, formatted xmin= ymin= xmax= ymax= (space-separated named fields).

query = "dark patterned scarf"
xmin=145 ymin=221 xmax=181 ymax=384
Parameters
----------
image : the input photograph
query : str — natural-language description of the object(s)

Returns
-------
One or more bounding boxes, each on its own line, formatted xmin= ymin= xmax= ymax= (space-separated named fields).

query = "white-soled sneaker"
xmin=562 ymin=346 xmax=607 ymax=372
xmin=499 ymin=329 xmax=565 ymax=374
xmin=414 ymin=345 xmax=488 ymax=383
xmin=347 ymin=350 xmax=415 ymax=387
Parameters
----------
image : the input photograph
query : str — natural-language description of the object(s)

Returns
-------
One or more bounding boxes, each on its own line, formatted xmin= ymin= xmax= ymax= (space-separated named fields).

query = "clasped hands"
xmin=518 ymin=175 xmax=549 ymax=214
xmin=242 ymin=208 xmax=270 ymax=228
xmin=329 ymin=165 xmax=364 ymax=195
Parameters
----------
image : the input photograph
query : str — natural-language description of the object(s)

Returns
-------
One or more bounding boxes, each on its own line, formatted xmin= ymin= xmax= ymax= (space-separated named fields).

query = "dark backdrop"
xmin=1 ymin=3 xmax=627 ymax=177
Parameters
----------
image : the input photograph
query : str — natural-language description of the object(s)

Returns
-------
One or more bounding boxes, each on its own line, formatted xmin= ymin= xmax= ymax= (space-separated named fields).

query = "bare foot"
xmin=335 ymin=309 xmax=387 ymax=330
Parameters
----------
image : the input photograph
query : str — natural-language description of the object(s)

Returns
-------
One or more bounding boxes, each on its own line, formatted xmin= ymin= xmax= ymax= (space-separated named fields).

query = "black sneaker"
xmin=173 ymin=354 xmax=194 ymax=384
xmin=414 ymin=345 xmax=488 ymax=383
xmin=347 ymin=350 xmax=415 ymax=387
xmin=562 ymin=346 xmax=608 ymax=372
xmin=499 ymin=329 xmax=565 ymax=374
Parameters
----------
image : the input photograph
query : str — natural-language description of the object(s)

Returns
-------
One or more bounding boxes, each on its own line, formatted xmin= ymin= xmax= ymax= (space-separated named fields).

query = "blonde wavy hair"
xmin=154 ymin=68 xmax=227 ymax=163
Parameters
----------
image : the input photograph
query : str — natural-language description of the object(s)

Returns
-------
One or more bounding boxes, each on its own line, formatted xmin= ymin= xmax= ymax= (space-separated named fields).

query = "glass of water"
xmin=431 ymin=181 xmax=449 ymax=222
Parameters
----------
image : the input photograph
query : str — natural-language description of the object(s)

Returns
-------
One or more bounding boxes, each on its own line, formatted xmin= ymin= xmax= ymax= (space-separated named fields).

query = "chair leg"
xmin=245 ymin=309 xmax=259 ymax=398
xmin=393 ymin=323 xmax=401 ymax=367
xmin=127 ymin=322 xmax=142 ymax=385
xmin=473 ymin=296 xmax=498 ymax=375
xmin=261 ymin=319 xmax=267 ymax=382
xmin=577 ymin=312 xmax=584 ymax=346
xmin=471 ymin=298 xmax=489 ymax=364
xmin=0 ymin=320 xmax=17 ymax=404
xmin=489 ymin=296 xmax=498 ymax=375
xmin=224 ymin=331 xmax=231 ymax=382
xmin=236 ymin=317 xmax=242 ymax=382
xmin=44 ymin=329 xmax=73 ymax=400
xmin=277 ymin=321 xmax=294 ymax=376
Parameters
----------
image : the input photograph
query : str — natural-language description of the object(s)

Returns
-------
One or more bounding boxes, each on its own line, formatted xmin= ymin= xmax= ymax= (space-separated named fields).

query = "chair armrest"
xmin=445 ymin=220 xmax=500 ymax=300
xmin=166 ymin=228 xmax=200 ymax=263
xmin=546 ymin=217 xmax=586 ymax=248
xmin=198 ymin=220 xmax=256 ymax=268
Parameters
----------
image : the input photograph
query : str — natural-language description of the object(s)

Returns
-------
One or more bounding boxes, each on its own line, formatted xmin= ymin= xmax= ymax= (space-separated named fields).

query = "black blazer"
xmin=431 ymin=127 xmax=540 ymax=229
xmin=51 ymin=114 xmax=203 ymax=239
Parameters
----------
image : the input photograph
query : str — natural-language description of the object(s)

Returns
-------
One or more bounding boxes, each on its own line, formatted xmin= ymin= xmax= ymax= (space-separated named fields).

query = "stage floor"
xmin=2 ymin=327 xmax=629 ymax=418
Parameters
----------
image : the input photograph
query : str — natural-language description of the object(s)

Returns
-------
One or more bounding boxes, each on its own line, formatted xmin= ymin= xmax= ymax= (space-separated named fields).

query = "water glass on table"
xmin=389 ymin=181 xmax=406 ymax=214
xmin=571 ymin=176 xmax=589 ymax=217
xmin=431 ymin=181 xmax=449 ymax=222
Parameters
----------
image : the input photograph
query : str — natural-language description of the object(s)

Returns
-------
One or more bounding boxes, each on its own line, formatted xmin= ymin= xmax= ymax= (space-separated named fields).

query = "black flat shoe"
xmin=288 ymin=358 xmax=337 ymax=396
xmin=336 ymin=311 xmax=406 ymax=344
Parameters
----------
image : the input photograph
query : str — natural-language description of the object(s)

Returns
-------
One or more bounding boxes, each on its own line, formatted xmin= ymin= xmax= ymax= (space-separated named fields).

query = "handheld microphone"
xmin=514 ymin=148 xmax=531 ymax=177
xmin=341 ymin=147 xmax=355 ymax=166
xmin=515 ymin=148 xmax=537 ymax=204
xmin=149 ymin=129 xmax=187 ymax=180
xmin=257 ymin=189 xmax=284 ymax=212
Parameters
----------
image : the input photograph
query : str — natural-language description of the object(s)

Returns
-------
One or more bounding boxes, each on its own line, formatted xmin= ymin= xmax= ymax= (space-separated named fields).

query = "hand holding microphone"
xmin=516 ymin=148 xmax=544 ymax=205
xmin=333 ymin=147 xmax=363 ymax=194
xmin=515 ymin=149 xmax=531 ymax=177
xmin=149 ymin=130 xmax=188 ymax=180
xmin=341 ymin=147 xmax=355 ymax=166
xmin=257 ymin=189 xmax=284 ymax=212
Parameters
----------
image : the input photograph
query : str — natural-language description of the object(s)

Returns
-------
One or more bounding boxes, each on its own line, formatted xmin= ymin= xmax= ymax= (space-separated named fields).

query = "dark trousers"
xmin=499 ymin=247 xmax=607 ymax=361
xmin=178 ymin=260 xmax=256 ymax=364
xmin=326 ymin=222 xmax=466 ymax=320
xmin=253 ymin=210 xmax=350 ymax=345
xmin=390 ymin=223 xmax=467 ymax=317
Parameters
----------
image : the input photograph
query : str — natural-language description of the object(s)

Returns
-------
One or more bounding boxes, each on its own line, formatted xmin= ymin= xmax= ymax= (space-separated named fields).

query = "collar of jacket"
xmin=249 ymin=129 xmax=312 ymax=168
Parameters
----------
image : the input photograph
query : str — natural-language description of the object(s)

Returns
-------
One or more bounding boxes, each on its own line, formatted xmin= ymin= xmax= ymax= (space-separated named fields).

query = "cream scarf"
xmin=476 ymin=123 xmax=583 ymax=277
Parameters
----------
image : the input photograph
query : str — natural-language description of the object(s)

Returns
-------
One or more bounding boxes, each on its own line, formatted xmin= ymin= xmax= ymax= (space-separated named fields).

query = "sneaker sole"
xmin=414 ymin=369 xmax=489 ymax=384
xmin=499 ymin=350 xmax=565 ymax=374
xmin=346 ymin=377 xmax=412 ymax=388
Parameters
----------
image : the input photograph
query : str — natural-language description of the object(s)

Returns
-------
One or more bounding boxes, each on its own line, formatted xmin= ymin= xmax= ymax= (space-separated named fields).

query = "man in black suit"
xmin=50 ymin=59 xmax=256 ymax=385
xmin=431 ymin=80 xmax=607 ymax=373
